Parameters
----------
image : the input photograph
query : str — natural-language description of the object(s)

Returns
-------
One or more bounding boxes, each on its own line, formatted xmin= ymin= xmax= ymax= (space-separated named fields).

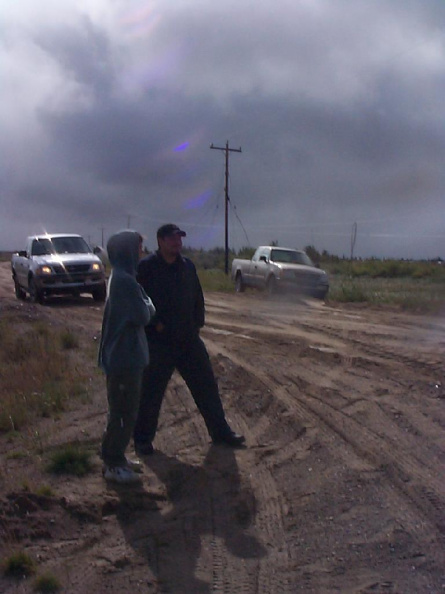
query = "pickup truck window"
xmin=32 ymin=236 xmax=91 ymax=256
xmin=270 ymin=249 xmax=314 ymax=266
xmin=254 ymin=248 xmax=270 ymax=262
xmin=31 ymin=240 xmax=52 ymax=256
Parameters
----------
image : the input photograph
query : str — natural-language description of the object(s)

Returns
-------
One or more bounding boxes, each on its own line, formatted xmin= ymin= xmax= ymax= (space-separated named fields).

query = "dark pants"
xmin=102 ymin=370 xmax=143 ymax=467
xmin=134 ymin=336 xmax=231 ymax=445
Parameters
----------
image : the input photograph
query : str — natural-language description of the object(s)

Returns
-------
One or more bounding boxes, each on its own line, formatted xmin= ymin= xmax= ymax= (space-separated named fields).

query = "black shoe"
xmin=134 ymin=442 xmax=154 ymax=456
xmin=212 ymin=432 xmax=246 ymax=447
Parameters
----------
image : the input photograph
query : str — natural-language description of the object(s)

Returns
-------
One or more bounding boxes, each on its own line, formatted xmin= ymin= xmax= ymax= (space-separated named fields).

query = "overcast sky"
xmin=2 ymin=0 xmax=444 ymax=258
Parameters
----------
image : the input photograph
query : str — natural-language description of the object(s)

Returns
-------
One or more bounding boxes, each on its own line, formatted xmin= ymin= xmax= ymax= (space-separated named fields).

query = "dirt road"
xmin=0 ymin=262 xmax=444 ymax=593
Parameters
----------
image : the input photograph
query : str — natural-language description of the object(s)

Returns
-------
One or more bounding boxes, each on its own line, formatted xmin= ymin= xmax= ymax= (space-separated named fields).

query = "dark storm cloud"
xmin=1 ymin=0 xmax=444 ymax=257
xmin=39 ymin=94 xmax=212 ymax=187
xmin=34 ymin=17 xmax=115 ymax=98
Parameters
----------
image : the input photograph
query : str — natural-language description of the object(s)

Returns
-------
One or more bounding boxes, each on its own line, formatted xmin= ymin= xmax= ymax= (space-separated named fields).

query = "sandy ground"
xmin=0 ymin=261 xmax=444 ymax=593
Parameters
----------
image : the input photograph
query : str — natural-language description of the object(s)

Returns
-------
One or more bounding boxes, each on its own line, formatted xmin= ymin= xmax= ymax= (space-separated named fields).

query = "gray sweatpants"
xmin=101 ymin=370 xmax=143 ymax=468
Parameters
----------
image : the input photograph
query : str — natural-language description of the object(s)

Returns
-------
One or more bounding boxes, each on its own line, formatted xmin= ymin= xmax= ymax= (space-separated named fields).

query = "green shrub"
xmin=3 ymin=551 xmax=36 ymax=577
xmin=6 ymin=450 xmax=28 ymax=460
xmin=198 ymin=269 xmax=234 ymax=292
xmin=37 ymin=382 xmax=67 ymax=418
xmin=59 ymin=330 xmax=79 ymax=350
xmin=35 ymin=484 xmax=55 ymax=497
xmin=46 ymin=444 xmax=92 ymax=477
xmin=331 ymin=283 xmax=368 ymax=303
xmin=34 ymin=572 xmax=61 ymax=593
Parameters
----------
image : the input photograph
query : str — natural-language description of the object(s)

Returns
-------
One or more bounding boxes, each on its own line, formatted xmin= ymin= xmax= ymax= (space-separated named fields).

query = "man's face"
xmin=158 ymin=233 xmax=183 ymax=258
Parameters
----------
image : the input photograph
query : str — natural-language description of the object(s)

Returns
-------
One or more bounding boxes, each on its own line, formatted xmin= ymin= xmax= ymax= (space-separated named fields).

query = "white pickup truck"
xmin=231 ymin=246 xmax=329 ymax=299
xmin=11 ymin=233 xmax=107 ymax=304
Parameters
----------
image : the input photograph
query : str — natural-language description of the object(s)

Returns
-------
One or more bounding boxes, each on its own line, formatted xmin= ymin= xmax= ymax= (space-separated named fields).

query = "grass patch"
xmin=18 ymin=480 xmax=56 ymax=497
xmin=35 ymin=484 xmax=55 ymax=497
xmin=33 ymin=572 xmax=61 ymax=593
xmin=0 ymin=311 xmax=90 ymax=433
xmin=6 ymin=450 xmax=28 ymax=460
xmin=2 ymin=551 xmax=36 ymax=578
xmin=330 ymin=282 xmax=368 ymax=303
xmin=328 ymin=275 xmax=445 ymax=312
xmin=46 ymin=444 xmax=93 ymax=477
xmin=198 ymin=268 xmax=234 ymax=292
xmin=324 ymin=258 xmax=445 ymax=279
xmin=59 ymin=329 xmax=79 ymax=350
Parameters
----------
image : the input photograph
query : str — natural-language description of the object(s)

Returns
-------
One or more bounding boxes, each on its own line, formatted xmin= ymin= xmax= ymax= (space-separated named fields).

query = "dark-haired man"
xmin=133 ymin=224 xmax=245 ymax=454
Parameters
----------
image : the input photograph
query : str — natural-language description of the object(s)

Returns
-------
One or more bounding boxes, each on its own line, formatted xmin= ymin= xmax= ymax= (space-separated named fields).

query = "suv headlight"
xmin=91 ymin=262 xmax=102 ymax=272
xmin=36 ymin=265 xmax=53 ymax=275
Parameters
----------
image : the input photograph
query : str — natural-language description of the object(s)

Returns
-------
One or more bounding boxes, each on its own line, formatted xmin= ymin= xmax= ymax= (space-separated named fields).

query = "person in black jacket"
xmin=133 ymin=224 xmax=245 ymax=455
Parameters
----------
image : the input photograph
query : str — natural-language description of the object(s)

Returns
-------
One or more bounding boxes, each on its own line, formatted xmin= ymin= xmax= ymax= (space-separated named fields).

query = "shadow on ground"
xmin=110 ymin=445 xmax=267 ymax=592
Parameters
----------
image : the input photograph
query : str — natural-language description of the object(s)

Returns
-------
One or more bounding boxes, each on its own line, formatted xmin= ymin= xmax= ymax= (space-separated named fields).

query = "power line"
xmin=229 ymin=201 xmax=250 ymax=246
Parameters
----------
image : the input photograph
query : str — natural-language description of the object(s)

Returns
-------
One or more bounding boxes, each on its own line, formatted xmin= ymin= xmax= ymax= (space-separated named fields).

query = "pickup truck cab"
xmin=231 ymin=246 xmax=329 ymax=299
xmin=11 ymin=233 xmax=107 ymax=304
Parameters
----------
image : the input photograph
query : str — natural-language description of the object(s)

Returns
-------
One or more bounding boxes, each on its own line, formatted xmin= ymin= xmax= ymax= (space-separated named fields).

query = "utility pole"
xmin=210 ymin=140 xmax=242 ymax=274
xmin=350 ymin=222 xmax=357 ymax=261
xmin=99 ymin=226 xmax=106 ymax=247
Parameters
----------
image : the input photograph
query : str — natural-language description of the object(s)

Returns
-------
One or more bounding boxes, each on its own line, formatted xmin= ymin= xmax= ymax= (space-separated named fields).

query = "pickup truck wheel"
xmin=266 ymin=276 xmax=277 ymax=296
xmin=14 ymin=278 xmax=27 ymax=300
xmin=92 ymin=283 xmax=107 ymax=302
xmin=235 ymin=273 xmax=245 ymax=293
xmin=29 ymin=278 xmax=44 ymax=304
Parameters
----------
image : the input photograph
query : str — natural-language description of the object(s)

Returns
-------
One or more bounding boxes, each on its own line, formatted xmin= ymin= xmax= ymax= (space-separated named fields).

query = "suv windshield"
xmin=32 ymin=237 xmax=91 ymax=255
xmin=270 ymin=249 xmax=313 ymax=266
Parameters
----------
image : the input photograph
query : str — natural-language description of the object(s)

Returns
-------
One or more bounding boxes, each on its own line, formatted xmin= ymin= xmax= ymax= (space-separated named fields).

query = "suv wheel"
xmin=92 ymin=283 xmax=107 ymax=302
xmin=235 ymin=273 xmax=245 ymax=293
xmin=29 ymin=278 xmax=44 ymax=304
xmin=14 ymin=278 xmax=27 ymax=301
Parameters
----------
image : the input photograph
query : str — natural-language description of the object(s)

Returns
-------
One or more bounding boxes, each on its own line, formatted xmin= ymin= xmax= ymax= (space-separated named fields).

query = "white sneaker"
xmin=103 ymin=465 xmax=142 ymax=484
xmin=125 ymin=458 xmax=143 ymax=473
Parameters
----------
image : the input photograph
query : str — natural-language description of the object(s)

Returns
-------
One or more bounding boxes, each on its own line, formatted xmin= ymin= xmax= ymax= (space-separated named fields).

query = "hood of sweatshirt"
xmin=106 ymin=230 xmax=141 ymax=276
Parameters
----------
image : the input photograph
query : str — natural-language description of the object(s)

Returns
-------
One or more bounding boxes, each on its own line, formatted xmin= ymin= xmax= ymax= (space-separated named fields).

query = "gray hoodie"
xmin=98 ymin=230 xmax=155 ymax=375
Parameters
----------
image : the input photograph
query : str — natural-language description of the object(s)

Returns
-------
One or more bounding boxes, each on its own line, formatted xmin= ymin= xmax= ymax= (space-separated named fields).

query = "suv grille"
xmin=65 ymin=264 xmax=91 ymax=273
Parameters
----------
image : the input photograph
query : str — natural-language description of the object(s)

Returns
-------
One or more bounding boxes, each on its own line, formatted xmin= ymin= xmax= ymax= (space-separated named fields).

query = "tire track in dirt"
xmin=207 ymin=306 xmax=444 ymax=385
xmin=203 ymin=334 xmax=444 ymax=544
xmin=204 ymin=329 xmax=445 ymax=591
xmin=206 ymin=292 xmax=445 ymax=375
xmin=203 ymin=335 xmax=323 ymax=592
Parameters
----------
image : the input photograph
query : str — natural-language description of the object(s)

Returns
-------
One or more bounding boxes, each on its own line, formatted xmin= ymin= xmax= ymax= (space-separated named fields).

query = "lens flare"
xmin=174 ymin=142 xmax=190 ymax=152
xmin=120 ymin=3 xmax=161 ymax=38
xmin=185 ymin=190 xmax=212 ymax=210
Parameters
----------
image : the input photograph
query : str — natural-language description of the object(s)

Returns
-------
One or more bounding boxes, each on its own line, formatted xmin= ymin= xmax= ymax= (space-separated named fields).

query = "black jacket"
xmin=137 ymin=252 xmax=205 ymax=344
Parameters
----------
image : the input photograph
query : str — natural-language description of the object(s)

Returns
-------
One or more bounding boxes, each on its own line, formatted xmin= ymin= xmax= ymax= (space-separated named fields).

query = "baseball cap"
xmin=157 ymin=224 xmax=187 ymax=239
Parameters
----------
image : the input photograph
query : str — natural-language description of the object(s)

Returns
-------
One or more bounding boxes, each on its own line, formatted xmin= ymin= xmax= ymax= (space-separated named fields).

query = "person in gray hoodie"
xmin=98 ymin=230 xmax=155 ymax=484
